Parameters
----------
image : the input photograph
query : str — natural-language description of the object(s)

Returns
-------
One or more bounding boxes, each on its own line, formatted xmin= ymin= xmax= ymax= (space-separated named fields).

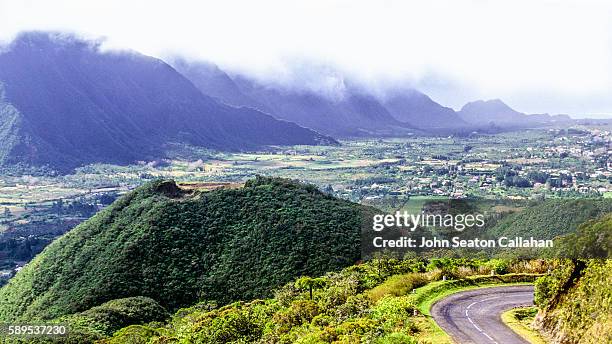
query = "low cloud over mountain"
xmin=0 ymin=33 xmax=335 ymax=172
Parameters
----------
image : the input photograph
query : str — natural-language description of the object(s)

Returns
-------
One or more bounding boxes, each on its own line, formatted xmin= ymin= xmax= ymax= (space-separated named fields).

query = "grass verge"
xmin=501 ymin=307 xmax=548 ymax=344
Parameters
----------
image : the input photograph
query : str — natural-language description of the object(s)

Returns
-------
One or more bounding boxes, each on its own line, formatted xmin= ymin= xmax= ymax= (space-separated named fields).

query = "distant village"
xmin=331 ymin=128 xmax=611 ymax=201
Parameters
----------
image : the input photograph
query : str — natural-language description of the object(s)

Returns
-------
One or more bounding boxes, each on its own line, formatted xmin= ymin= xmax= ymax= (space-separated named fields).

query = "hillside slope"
xmin=0 ymin=32 xmax=335 ymax=172
xmin=381 ymin=89 xmax=469 ymax=130
xmin=170 ymin=58 xmax=262 ymax=108
xmin=101 ymin=259 xmax=544 ymax=344
xmin=534 ymin=214 xmax=612 ymax=344
xmin=488 ymin=199 xmax=612 ymax=240
xmin=0 ymin=177 xmax=366 ymax=322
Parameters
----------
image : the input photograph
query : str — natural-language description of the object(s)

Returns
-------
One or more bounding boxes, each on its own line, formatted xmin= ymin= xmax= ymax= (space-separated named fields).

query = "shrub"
xmin=273 ymin=300 xmax=320 ymax=333
xmin=507 ymin=259 xmax=551 ymax=274
xmin=374 ymin=332 xmax=418 ymax=344
xmin=102 ymin=325 xmax=161 ymax=344
xmin=57 ymin=296 xmax=169 ymax=338
xmin=333 ymin=294 xmax=371 ymax=321
xmin=367 ymin=273 xmax=428 ymax=302
xmin=513 ymin=307 xmax=537 ymax=321
xmin=371 ymin=296 xmax=418 ymax=333
xmin=534 ymin=275 xmax=557 ymax=307
xmin=185 ymin=305 xmax=267 ymax=343
xmin=318 ymin=274 xmax=359 ymax=309
xmin=534 ymin=262 xmax=573 ymax=307
xmin=455 ymin=266 xmax=475 ymax=278
xmin=484 ymin=259 xmax=509 ymax=274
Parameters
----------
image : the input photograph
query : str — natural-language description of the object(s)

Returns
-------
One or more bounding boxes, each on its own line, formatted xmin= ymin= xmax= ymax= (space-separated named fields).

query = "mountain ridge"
xmin=0 ymin=32 xmax=336 ymax=172
xmin=177 ymin=60 xmax=572 ymax=135
xmin=381 ymin=88 xmax=470 ymax=130
xmin=174 ymin=61 xmax=437 ymax=136
xmin=458 ymin=99 xmax=573 ymax=127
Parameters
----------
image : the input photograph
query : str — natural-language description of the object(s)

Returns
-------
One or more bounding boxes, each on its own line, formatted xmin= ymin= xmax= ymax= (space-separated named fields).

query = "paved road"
xmin=431 ymin=285 xmax=534 ymax=344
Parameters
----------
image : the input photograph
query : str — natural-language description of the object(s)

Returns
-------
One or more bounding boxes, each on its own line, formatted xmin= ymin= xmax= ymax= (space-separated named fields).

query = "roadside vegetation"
xmin=534 ymin=258 xmax=611 ymax=344
xmin=533 ymin=214 xmax=611 ymax=344
xmin=92 ymin=258 xmax=547 ymax=344
xmin=501 ymin=307 xmax=547 ymax=344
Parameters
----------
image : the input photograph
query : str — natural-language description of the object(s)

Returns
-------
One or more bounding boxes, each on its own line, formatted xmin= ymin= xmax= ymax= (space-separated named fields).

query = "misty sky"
xmin=1 ymin=0 xmax=611 ymax=117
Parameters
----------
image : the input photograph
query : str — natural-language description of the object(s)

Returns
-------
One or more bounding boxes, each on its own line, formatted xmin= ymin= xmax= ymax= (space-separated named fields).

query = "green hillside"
xmin=0 ymin=177 xmax=366 ymax=322
xmin=488 ymin=199 xmax=612 ymax=239
xmin=534 ymin=214 xmax=612 ymax=344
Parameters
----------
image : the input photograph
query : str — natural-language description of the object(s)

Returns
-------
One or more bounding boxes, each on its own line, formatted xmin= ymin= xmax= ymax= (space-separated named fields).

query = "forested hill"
xmin=488 ymin=199 xmax=612 ymax=239
xmin=0 ymin=177 xmax=367 ymax=322
xmin=0 ymin=32 xmax=335 ymax=173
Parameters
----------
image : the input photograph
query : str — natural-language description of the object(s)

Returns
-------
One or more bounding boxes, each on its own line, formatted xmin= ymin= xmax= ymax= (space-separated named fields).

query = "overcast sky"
xmin=1 ymin=0 xmax=611 ymax=117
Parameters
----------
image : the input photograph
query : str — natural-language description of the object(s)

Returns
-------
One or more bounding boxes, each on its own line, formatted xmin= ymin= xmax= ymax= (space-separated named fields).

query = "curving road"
xmin=431 ymin=285 xmax=534 ymax=344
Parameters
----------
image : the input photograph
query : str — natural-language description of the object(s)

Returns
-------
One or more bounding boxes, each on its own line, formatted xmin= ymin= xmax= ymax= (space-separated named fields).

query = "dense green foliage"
xmin=1 ymin=297 xmax=169 ymax=344
xmin=63 ymin=297 xmax=168 ymax=336
xmin=488 ymin=199 xmax=612 ymax=239
xmin=102 ymin=258 xmax=545 ymax=344
xmin=554 ymin=213 xmax=612 ymax=258
xmin=535 ymin=260 xmax=611 ymax=344
xmin=0 ymin=177 xmax=365 ymax=321
xmin=534 ymin=215 xmax=612 ymax=344
xmin=55 ymin=296 xmax=169 ymax=342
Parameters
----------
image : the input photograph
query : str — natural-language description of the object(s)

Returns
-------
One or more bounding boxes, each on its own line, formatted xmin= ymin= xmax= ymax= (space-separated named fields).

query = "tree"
xmin=294 ymin=277 xmax=328 ymax=300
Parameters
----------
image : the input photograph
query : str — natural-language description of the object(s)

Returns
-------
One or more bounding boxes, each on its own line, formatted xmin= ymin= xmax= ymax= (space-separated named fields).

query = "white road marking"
xmin=465 ymin=296 xmax=500 ymax=343
xmin=483 ymin=332 xmax=498 ymax=343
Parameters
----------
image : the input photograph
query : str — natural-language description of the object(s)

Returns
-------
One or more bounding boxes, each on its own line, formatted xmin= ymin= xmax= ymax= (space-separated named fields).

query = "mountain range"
xmin=173 ymin=59 xmax=474 ymax=136
xmin=0 ymin=32 xmax=335 ymax=172
xmin=173 ymin=59 xmax=576 ymax=136
xmin=0 ymin=32 xmax=580 ymax=172
xmin=172 ymin=59 xmax=415 ymax=137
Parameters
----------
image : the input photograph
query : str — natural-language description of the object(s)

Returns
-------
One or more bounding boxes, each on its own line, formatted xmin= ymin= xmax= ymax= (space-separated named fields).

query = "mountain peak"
xmin=458 ymin=98 xmax=563 ymax=127
xmin=381 ymin=88 xmax=468 ymax=130
xmin=460 ymin=99 xmax=518 ymax=113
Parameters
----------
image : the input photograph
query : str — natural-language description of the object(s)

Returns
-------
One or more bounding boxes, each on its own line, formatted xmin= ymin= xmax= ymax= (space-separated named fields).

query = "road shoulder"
xmin=501 ymin=307 xmax=548 ymax=344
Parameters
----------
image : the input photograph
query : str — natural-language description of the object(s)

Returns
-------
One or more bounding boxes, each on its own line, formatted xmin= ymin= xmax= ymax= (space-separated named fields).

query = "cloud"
xmin=0 ymin=0 xmax=611 ymax=115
